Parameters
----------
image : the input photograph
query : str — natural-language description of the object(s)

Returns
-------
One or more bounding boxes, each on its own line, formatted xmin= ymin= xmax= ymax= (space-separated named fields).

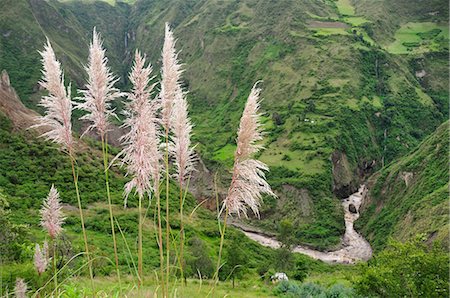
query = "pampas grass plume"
xmin=14 ymin=278 xmax=27 ymax=298
xmin=120 ymin=50 xmax=161 ymax=204
xmin=224 ymin=83 xmax=276 ymax=216
xmin=77 ymin=28 xmax=121 ymax=137
xmin=160 ymin=23 xmax=183 ymax=130
xmin=31 ymin=39 xmax=74 ymax=152
xmin=34 ymin=242 xmax=48 ymax=275
xmin=40 ymin=185 xmax=65 ymax=239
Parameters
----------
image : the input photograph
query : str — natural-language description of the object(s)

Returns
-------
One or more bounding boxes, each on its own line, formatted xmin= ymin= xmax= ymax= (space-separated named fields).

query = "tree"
xmin=186 ymin=237 xmax=214 ymax=279
xmin=273 ymin=247 xmax=294 ymax=272
xmin=292 ymin=258 xmax=308 ymax=282
xmin=274 ymin=219 xmax=295 ymax=272
xmin=278 ymin=219 xmax=295 ymax=249
xmin=221 ymin=235 xmax=248 ymax=288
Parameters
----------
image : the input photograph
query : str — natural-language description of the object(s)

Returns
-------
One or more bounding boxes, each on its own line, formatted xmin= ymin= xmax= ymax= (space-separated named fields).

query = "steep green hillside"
xmin=0 ymin=0 xmax=130 ymax=110
xmin=0 ymin=0 xmax=448 ymax=249
xmin=0 ymin=0 xmax=87 ymax=108
xmin=356 ymin=122 xmax=449 ymax=251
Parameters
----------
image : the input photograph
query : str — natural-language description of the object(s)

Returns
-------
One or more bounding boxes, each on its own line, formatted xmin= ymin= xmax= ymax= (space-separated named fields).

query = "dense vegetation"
xmin=357 ymin=121 xmax=449 ymax=251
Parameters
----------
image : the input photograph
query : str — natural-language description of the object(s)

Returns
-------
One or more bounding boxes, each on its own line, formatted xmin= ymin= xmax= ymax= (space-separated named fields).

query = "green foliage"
xmin=220 ymin=234 xmax=249 ymax=287
xmin=292 ymin=259 xmax=308 ymax=282
xmin=357 ymin=122 xmax=449 ymax=250
xmin=358 ymin=49 xmax=388 ymax=97
xmin=0 ymin=263 xmax=36 ymax=294
xmin=354 ymin=238 xmax=449 ymax=297
xmin=386 ymin=22 xmax=449 ymax=54
xmin=274 ymin=281 xmax=358 ymax=297
xmin=0 ymin=112 xmax=127 ymax=208
xmin=186 ymin=237 xmax=214 ymax=279
xmin=0 ymin=191 xmax=31 ymax=263
xmin=278 ymin=219 xmax=295 ymax=248
xmin=273 ymin=248 xmax=295 ymax=273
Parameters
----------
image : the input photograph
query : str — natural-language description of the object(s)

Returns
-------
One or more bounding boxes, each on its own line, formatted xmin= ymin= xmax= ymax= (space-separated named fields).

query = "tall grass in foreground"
xmin=22 ymin=24 xmax=275 ymax=297
xmin=31 ymin=39 xmax=94 ymax=291
xmin=212 ymin=83 xmax=276 ymax=293
xmin=161 ymin=22 xmax=196 ymax=290
xmin=40 ymin=185 xmax=65 ymax=294
xmin=159 ymin=23 xmax=179 ymax=296
xmin=119 ymin=50 xmax=161 ymax=289
xmin=76 ymin=28 xmax=123 ymax=293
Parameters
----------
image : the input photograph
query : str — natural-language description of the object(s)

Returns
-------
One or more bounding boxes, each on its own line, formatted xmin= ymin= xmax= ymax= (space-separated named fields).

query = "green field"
xmin=344 ymin=16 xmax=370 ymax=26
xmin=335 ymin=0 xmax=355 ymax=16
xmin=60 ymin=277 xmax=276 ymax=298
xmin=311 ymin=27 xmax=350 ymax=36
xmin=386 ymin=22 xmax=449 ymax=54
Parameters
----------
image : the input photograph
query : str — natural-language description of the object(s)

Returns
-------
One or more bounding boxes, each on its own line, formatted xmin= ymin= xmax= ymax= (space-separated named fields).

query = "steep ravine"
xmin=232 ymin=185 xmax=373 ymax=264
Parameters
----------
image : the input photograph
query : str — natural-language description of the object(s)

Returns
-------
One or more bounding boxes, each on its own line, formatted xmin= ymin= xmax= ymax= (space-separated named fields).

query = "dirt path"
xmin=233 ymin=185 xmax=372 ymax=264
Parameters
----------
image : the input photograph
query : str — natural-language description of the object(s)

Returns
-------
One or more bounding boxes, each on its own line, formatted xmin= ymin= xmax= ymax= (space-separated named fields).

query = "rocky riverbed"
xmin=233 ymin=185 xmax=372 ymax=264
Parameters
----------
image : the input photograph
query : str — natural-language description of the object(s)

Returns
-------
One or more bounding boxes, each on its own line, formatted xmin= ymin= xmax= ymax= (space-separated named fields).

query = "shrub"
xmin=354 ymin=238 xmax=450 ymax=297
xmin=273 ymin=280 xmax=301 ymax=296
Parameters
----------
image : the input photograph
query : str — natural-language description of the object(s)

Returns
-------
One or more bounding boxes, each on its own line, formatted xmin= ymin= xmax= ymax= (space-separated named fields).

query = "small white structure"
xmin=271 ymin=272 xmax=289 ymax=283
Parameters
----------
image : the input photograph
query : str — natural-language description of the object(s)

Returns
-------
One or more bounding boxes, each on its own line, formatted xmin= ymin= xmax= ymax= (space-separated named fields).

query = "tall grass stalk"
xmin=76 ymin=27 xmax=122 ymax=291
xmin=52 ymin=239 xmax=57 ymax=295
xmin=138 ymin=194 xmax=143 ymax=288
xmin=156 ymin=184 xmax=165 ymax=297
xmin=101 ymin=135 xmax=122 ymax=294
xmin=179 ymin=179 xmax=185 ymax=283
xmin=214 ymin=208 xmax=228 ymax=284
xmin=211 ymin=173 xmax=228 ymax=295
xmin=115 ymin=218 xmax=138 ymax=279
xmin=165 ymin=129 xmax=170 ymax=297
xmin=178 ymin=175 xmax=191 ymax=285
xmin=69 ymin=155 xmax=94 ymax=291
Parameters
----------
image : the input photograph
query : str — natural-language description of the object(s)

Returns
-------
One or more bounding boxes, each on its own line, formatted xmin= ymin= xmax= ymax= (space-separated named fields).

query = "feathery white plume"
xmin=76 ymin=28 xmax=121 ymax=137
xmin=120 ymin=50 xmax=161 ymax=205
xmin=160 ymin=23 xmax=183 ymax=130
xmin=164 ymin=24 xmax=196 ymax=186
xmin=14 ymin=278 xmax=27 ymax=298
xmin=223 ymin=83 xmax=276 ymax=216
xmin=34 ymin=242 xmax=48 ymax=275
xmin=31 ymin=39 xmax=74 ymax=152
xmin=40 ymin=185 xmax=65 ymax=238
xmin=169 ymin=88 xmax=196 ymax=186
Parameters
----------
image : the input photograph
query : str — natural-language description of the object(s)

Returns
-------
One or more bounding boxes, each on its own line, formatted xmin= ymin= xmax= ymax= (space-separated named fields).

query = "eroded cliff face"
xmin=331 ymin=151 xmax=359 ymax=199
xmin=0 ymin=70 xmax=41 ymax=131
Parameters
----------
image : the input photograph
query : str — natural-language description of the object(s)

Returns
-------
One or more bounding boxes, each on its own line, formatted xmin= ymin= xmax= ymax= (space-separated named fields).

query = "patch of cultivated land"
xmin=335 ymin=0 xmax=355 ymax=16
xmin=344 ymin=16 xmax=370 ymax=26
xmin=386 ymin=22 xmax=449 ymax=54
xmin=308 ymin=21 xmax=349 ymax=28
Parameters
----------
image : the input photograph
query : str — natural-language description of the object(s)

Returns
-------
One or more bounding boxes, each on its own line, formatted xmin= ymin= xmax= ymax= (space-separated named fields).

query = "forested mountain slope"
xmin=357 ymin=121 xmax=449 ymax=251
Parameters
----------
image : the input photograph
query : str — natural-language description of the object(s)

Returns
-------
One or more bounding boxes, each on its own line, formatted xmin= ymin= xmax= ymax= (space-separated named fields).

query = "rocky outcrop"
xmin=279 ymin=185 xmax=313 ymax=218
xmin=0 ymin=70 xmax=42 ymax=131
xmin=189 ymin=157 xmax=225 ymax=210
xmin=331 ymin=151 xmax=358 ymax=199
xmin=400 ymin=171 xmax=414 ymax=187
xmin=1 ymin=70 xmax=11 ymax=89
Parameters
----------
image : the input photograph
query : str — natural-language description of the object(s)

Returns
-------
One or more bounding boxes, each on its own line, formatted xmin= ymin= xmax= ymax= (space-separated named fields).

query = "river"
xmin=233 ymin=185 xmax=372 ymax=264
